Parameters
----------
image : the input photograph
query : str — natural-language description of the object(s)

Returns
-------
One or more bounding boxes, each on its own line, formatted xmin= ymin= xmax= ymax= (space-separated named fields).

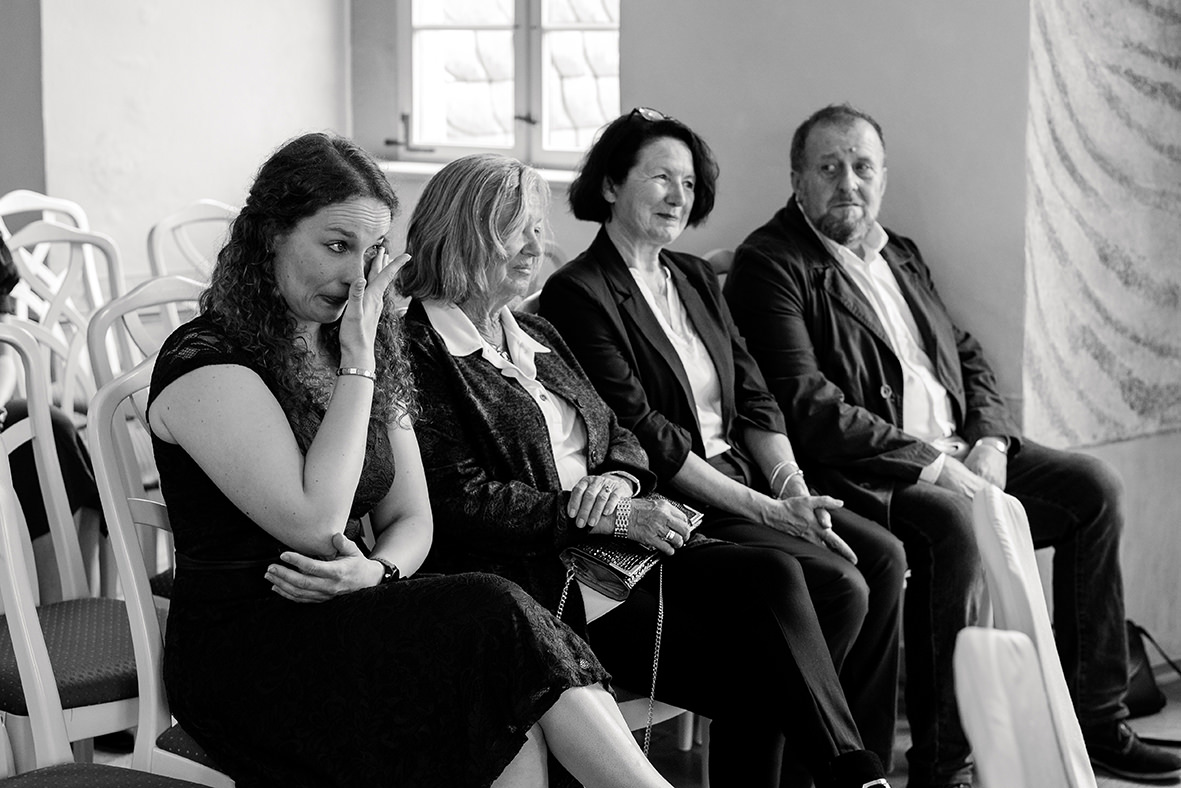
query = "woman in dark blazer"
xmin=399 ymin=153 xmax=893 ymax=788
xmin=538 ymin=108 xmax=907 ymax=773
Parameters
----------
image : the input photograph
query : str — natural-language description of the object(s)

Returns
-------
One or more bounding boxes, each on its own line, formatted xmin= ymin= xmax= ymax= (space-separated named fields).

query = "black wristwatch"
xmin=373 ymin=557 xmax=401 ymax=585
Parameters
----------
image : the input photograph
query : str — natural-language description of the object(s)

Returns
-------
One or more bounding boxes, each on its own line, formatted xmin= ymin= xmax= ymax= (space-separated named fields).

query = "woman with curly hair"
xmin=148 ymin=132 xmax=675 ymax=788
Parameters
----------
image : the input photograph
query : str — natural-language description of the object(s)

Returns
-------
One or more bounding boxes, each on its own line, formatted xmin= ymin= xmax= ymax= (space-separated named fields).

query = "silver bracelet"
xmin=776 ymin=469 xmax=804 ymax=498
xmin=605 ymin=470 xmax=641 ymax=496
xmin=336 ymin=367 xmax=376 ymax=381
xmin=613 ymin=498 xmax=632 ymax=539
xmin=768 ymin=459 xmax=799 ymax=491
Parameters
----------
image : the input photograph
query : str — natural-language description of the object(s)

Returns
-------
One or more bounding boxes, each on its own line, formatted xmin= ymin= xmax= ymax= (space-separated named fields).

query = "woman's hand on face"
xmin=265 ymin=533 xmax=383 ymax=603
xmin=567 ymin=474 xmax=634 ymax=528
xmin=629 ymin=496 xmax=691 ymax=556
xmin=338 ymin=250 xmax=410 ymax=370
xmin=766 ymin=494 xmax=859 ymax=564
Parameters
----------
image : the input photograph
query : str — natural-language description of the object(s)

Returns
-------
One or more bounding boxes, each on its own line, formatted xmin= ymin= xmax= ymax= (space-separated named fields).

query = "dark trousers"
xmin=889 ymin=439 xmax=1127 ymax=787
xmin=704 ymin=509 xmax=906 ymax=770
xmin=587 ymin=539 xmax=864 ymax=788
xmin=704 ymin=450 xmax=906 ymax=770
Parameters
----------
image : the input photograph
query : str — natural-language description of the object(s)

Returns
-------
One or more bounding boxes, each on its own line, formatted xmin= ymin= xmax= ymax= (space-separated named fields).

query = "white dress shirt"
xmin=804 ymin=217 xmax=966 ymax=480
xmin=422 ymin=300 xmax=590 ymax=490
xmin=629 ymin=265 xmax=732 ymax=459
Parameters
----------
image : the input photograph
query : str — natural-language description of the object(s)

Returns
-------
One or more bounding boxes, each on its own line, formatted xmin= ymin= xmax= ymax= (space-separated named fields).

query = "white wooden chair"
xmin=90 ymin=357 xmax=234 ymax=787
xmin=88 ymin=276 xmax=205 ymax=392
xmin=0 ymin=454 xmax=203 ymax=787
xmin=4 ymin=219 xmax=127 ymax=416
xmin=146 ymin=200 xmax=236 ymax=282
xmin=86 ymin=276 xmax=206 ymax=593
xmin=0 ymin=192 xmax=92 ymax=304
xmin=0 ymin=324 xmax=139 ymax=774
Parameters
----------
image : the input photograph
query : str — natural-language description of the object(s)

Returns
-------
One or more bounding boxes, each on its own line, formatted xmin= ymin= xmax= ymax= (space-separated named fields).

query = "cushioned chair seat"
xmin=0 ymin=762 xmax=204 ymax=786
xmin=0 ymin=597 xmax=136 ymax=714
xmin=156 ymin=724 xmax=220 ymax=769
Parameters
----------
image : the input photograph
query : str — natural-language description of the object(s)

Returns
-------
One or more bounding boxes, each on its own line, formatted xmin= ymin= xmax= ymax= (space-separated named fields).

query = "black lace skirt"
xmin=165 ymin=570 xmax=607 ymax=788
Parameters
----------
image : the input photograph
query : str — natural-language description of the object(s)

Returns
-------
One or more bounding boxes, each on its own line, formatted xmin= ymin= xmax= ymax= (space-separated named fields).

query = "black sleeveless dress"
xmin=149 ymin=315 xmax=607 ymax=788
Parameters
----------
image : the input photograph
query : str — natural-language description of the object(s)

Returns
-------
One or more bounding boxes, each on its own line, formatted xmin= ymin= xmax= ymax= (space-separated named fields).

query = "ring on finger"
xmin=662 ymin=528 xmax=676 ymax=543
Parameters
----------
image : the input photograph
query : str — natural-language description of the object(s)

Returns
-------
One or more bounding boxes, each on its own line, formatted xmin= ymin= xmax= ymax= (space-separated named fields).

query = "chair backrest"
xmin=0 ymin=324 xmax=90 ymax=604
xmin=88 ymin=275 xmax=205 ymax=391
xmin=147 ymin=200 xmax=236 ymax=281
xmin=0 ymin=190 xmax=89 ymax=235
xmin=0 ymin=191 xmax=91 ymax=279
xmin=87 ymin=276 xmax=204 ymax=511
xmin=5 ymin=219 xmax=127 ymax=411
xmin=703 ymin=248 xmax=734 ymax=287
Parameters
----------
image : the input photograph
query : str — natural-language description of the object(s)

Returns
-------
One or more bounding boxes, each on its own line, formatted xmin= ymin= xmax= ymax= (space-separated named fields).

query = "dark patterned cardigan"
xmin=403 ymin=299 xmax=656 ymax=620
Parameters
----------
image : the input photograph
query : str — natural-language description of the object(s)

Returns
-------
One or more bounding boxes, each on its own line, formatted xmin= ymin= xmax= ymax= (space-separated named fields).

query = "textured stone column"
xmin=1025 ymin=0 xmax=1181 ymax=446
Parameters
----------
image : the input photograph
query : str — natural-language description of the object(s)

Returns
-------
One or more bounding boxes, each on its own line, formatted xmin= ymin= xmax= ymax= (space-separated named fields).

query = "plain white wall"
xmin=615 ymin=0 xmax=1030 ymax=408
xmin=39 ymin=0 xmax=351 ymax=285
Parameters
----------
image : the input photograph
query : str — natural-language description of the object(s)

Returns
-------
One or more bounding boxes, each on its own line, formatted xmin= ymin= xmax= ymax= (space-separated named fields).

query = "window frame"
xmin=387 ymin=0 xmax=616 ymax=171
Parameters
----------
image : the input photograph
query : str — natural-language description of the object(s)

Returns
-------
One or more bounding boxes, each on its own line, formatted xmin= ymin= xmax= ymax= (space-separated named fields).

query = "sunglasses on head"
xmin=630 ymin=106 xmax=675 ymax=123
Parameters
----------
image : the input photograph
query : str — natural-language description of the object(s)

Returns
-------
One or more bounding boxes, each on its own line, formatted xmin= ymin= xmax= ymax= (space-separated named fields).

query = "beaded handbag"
xmin=558 ymin=496 xmax=702 ymax=601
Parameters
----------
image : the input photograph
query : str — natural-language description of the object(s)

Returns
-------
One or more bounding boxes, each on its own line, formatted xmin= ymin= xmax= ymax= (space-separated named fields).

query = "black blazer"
xmin=539 ymin=228 xmax=786 ymax=489
xmin=726 ymin=196 xmax=1019 ymax=521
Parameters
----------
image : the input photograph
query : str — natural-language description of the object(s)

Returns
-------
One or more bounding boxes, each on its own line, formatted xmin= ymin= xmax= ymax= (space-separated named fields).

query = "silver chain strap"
xmin=555 ymin=562 xmax=664 ymax=757
xmin=556 ymin=565 xmax=575 ymax=619
xmin=641 ymin=562 xmax=664 ymax=755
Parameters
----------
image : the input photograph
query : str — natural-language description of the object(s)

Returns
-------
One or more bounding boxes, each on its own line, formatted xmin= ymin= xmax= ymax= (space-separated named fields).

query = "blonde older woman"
xmin=398 ymin=152 xmax=893 ymax=788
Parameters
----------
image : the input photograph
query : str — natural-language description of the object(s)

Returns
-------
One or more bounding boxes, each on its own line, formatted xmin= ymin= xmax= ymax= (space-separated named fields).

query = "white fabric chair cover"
xmin=960 ymin=486 xmax=1097 ymax=787
xmin=955 ymin=627 xmax=1070 ymax=788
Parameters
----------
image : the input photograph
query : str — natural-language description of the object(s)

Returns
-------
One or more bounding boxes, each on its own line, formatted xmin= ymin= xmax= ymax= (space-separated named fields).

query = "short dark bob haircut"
xmin=568 ymin=108 xmax=718 ymax=227
xmin=789 ymin=103 xmax=885 ymax=174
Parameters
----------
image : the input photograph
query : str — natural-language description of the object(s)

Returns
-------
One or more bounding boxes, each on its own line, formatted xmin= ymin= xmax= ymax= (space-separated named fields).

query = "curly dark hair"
xmin=568 ymin=107 xmax=719 ymax=227
xmin=200 ymin=132 xmax=416 ymax=446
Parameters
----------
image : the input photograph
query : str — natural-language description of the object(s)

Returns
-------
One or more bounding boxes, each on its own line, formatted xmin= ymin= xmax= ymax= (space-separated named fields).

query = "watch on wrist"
xmin=613 ymin=498 xmax=633 ymax=540
xmin=974 ymin=436 xmax=1010 ymax=454
xmin=374 ymin=557 xmax=401 ymax=585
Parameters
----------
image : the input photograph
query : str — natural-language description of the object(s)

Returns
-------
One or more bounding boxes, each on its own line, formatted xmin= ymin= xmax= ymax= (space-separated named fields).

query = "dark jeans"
xmin=889 ymin=439 xmax=1127 ymax=787
xmin=587 ymin=538 xmax=864 ymax=788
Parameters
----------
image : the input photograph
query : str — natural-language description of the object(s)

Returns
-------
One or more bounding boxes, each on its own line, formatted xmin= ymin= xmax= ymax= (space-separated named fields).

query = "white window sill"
xmin=379 ymin=159 xmax=576 ymax=185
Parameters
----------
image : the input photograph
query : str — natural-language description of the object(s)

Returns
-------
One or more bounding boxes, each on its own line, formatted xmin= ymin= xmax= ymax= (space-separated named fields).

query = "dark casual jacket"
xmin=725 ymin=196 xmax=1018 ymax=521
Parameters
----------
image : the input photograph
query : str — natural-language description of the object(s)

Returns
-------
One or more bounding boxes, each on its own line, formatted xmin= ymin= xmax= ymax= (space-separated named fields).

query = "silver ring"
xmin=663 ymin=529 xmax=676 ymax=543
